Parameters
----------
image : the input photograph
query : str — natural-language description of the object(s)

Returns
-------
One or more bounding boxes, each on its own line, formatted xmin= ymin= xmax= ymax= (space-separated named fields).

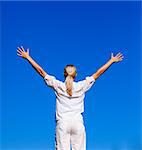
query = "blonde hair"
xmin=64 ymin=65 xmax=77 ymax=96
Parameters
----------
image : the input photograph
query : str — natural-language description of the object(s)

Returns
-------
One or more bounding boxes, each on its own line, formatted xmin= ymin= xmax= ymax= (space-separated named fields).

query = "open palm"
xmin=111 ymin=52 xmax=123 ymax=62
xmin=17 ymin=46 xmax=29 ymax=59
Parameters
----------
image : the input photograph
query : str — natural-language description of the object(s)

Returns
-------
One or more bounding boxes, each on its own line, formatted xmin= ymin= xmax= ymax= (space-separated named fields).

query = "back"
xmin=44 ymin=74 xmax=95 ymax=121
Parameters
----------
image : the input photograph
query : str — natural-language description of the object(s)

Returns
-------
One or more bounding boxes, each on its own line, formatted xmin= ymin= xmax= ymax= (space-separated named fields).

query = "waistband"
xmin=56 ymin=114 xmax=84 ymax=124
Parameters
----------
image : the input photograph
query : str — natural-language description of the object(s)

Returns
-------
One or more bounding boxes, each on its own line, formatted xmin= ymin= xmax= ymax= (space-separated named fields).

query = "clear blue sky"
xmin=1 ymin=1 xmax=141 ymax=150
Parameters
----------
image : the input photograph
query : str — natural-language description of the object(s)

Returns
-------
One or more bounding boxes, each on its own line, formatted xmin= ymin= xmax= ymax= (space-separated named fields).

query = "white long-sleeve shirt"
xmin=44 ymin=74 xmax=95 ymax=122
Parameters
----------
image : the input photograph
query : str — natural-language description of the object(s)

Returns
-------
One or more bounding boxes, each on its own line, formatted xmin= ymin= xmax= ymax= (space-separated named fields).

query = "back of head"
xmin=64 ymin=64 xmax=77 ymax=96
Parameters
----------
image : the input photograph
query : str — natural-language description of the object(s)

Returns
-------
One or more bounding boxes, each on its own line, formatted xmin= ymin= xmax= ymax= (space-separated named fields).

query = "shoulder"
xmin=76 ymin=76 xmax=95 ymax=85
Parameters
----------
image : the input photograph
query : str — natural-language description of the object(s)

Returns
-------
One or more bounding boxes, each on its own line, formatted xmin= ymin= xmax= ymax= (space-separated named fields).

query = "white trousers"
xmin=55 ymin=117 xmax=86 ymax=150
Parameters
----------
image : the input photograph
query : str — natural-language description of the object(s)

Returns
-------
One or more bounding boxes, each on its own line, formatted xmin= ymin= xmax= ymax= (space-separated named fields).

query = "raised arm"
xmin=92 ymin=52 xmax=123 ymax=80
xmin=17 ymin=46 xmax=47 ymax=78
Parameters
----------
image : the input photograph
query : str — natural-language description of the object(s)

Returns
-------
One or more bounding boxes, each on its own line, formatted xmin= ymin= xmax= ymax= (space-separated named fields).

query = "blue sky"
xmin=1 ymin=1 xmax=141 ymax=150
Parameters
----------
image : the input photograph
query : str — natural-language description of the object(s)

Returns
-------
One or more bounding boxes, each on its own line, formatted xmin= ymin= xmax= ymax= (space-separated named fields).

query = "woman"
xmin=17 ymin=46 xmax=123 ymax=150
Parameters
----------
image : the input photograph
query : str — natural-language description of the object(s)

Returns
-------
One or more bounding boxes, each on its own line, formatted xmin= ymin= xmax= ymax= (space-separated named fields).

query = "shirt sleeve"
xmin=44 ymin=74 xmax=61 ymax=91
xmin=80 ymin=76 xmax=95 ymax=93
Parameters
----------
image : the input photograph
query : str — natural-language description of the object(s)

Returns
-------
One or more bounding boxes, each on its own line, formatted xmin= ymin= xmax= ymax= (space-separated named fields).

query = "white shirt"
xmin=44 ymin=74 xmax=95 ymax=122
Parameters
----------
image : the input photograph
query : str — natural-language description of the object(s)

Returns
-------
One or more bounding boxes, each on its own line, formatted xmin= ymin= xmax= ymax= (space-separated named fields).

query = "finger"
xmin=21 ymin=46 xmax=25 ymax=52
xmin=17 ymin=47 xmax=23 ymax=53
xmin=17 ymin=53 xmax=22 ymax=56
xmin=118 ymin=58 xmax=123 ymax=61
xmin=17 ymin=47 xmax=22 ymax=51
xmin=111 ymin=52 xmax=113 ymax=58
xmin=17 ymin=49 xmax=22 ymax=54
xmin=117 ymin=54 xmax=123 ymax=58
xmin=116 ymin=54 xmax=123 ymax=59
xmin=119 ymin=56 xmax=124 ymax=59
xmin=118 ymin=57 xmax=124 ymax=61
xmin=116 ymin=52 xmax=121 ymax=57
xmin=27 ymin=48 xmax=29 ymax=54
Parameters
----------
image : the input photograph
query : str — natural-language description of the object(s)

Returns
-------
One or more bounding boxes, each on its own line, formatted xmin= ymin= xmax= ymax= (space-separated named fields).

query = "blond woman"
xmin=17 ymin=46 xmax=123 ymax=150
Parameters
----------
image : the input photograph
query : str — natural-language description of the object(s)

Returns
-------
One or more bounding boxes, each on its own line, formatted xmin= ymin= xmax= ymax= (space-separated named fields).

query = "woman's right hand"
xmin=110 ymin=52 xmax=123 ymax=63
xmin=17 ymin=46 xmax=30 ymax=59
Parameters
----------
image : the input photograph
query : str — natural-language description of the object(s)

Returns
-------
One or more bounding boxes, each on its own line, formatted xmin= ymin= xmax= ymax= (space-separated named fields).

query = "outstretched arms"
xmin=17 ymin=47 xmax=123 ymax=81
xmin=92 ymin=52 xmax=123 ymax=80
xmin=17 ymin=46 xmax=47 ymax=78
